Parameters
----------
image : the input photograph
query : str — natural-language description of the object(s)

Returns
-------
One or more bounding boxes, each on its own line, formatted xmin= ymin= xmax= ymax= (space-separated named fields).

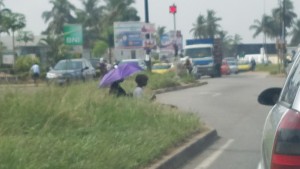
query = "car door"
xmin=261 ymin=51 xmax=300 ymax=169
xmin=83 ymin=59 xmax=95 ymax=80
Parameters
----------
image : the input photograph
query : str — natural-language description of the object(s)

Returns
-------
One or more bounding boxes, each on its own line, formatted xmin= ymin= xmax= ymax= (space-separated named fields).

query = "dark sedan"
xmin=46 ymin=58 xmax=96 ymax=85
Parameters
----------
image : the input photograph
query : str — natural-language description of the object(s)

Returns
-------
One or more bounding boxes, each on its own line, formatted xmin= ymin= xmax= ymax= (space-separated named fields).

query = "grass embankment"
xmin=256 ymin=64 xmax=285 ymax=75
xmin=0 ymin=73 xmax=203 ymax=169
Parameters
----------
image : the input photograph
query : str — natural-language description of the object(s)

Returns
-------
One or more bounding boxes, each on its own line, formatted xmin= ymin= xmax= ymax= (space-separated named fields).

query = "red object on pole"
xmin=169 ymin=4 xmax=177 ymax=14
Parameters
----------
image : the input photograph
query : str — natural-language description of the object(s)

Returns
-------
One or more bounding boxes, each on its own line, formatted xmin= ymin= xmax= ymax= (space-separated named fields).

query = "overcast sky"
xmin=3 ymin=0 xmax=300 ymax=43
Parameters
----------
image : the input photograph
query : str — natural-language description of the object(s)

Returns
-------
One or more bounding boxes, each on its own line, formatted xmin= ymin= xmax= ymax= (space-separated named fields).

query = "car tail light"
xmin=271 ymin=109 xmax=300 ymax=169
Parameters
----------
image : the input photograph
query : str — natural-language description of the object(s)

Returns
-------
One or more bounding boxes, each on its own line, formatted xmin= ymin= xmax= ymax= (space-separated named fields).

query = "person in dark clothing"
xmin=109 ymin=79 xmax=127 ymax=97
xmin=250 ymin=58 xmax=256 ymax=71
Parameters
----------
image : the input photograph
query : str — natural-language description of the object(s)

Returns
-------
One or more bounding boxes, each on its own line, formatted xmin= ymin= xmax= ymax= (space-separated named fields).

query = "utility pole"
xmin=145 ymin=0 xmax=149 ymax=23
xmin=282 ymin=0 xmax=287 ymax=71
xmin=144 ymin=0 xmax=151 ymax=71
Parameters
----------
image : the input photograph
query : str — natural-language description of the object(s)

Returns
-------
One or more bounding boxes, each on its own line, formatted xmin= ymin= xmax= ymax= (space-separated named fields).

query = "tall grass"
xmin=256 ymin=64 xmax=284 ymax=74
xmin=0 ymin=82 xmax=203 ymax=169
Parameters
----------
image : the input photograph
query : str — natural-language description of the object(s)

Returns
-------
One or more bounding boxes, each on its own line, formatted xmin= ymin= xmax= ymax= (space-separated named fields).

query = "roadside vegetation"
xmin=0 ymin=74 xmax=203 ymax=169
xmin=256 ymin=64 xmax=285 ymax=75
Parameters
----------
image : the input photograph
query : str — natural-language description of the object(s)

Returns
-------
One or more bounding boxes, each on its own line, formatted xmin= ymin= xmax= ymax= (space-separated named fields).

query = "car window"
xmin=82 ymin=60 xmax=88 ymax=68
xmin=153 ymin=65 xmax=171 ymax=69
xmin=281 ymin=54 xmax=300 ymax=105
xmin=71 ymin=61 xmax=83 ymax=69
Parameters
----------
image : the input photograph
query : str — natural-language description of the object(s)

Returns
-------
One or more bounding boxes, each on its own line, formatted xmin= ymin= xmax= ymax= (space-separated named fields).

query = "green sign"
xmin=64 ymin=24 xmax=83 ymax=45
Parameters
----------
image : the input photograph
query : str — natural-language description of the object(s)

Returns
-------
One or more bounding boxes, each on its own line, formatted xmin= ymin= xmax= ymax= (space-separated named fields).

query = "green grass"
xmin=0 ymin=82 xmax=203 ymax=169
xmin=256 ymin=64 xmax=285 ymax=75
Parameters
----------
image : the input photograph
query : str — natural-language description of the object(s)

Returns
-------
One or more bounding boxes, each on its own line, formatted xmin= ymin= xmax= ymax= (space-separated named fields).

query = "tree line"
xmin=1 ymin=0 xmax=300 ymax=66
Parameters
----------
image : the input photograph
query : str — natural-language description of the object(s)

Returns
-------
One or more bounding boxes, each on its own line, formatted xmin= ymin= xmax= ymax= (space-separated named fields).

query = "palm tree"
xmin=290 ymin=20 xmax=300 ymax=46
xmin=155 ymin=26 xmax=165 ymax=47
xmin=250 ymin=15 xmax=277 ymax=40
xmin=272 ymin=0 xmax=297 ymax=38
xmin=39 ymin=35 xmax=64 ymax=66
xmin=16 ymin=30 xmax=34 ymax=46
xmin=190 ymin=14 xmax=206 ymax=38
xmin=42 ymin=0 xmax=76 ymax=35
xmin=206 ymin=10 xmax=221 ymax=39
xmin=7 ymin=12 xmax=26 ymax=51
xmin=0 ymin=0 xmax=11 ymax=36
xmin=77 ymin=0 xmax=104 ymax=49
xmin=190 ymin=10 xmax=222 ymax=39
xmin=103 ymin=0 xmax=140 ymax=23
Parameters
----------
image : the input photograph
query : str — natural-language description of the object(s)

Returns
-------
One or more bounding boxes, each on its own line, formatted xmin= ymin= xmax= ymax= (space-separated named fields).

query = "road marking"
xmin=194 ymin=139 xmax=234 ymax=169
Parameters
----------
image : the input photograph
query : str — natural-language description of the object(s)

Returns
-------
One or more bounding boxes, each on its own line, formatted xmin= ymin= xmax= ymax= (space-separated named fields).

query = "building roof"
xmin=0 ymin=35 xmax=46 ymax=50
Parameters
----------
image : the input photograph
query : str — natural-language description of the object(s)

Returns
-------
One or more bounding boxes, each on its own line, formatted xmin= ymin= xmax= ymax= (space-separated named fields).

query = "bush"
xmin=15 ymin=55 xmax=40 ymax=73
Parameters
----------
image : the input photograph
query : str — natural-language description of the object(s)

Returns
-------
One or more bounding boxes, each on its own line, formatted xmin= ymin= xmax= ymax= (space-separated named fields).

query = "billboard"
xmin=160 ymin=30 xmax=183 ymax=53
xmin=114 ymin=22 xmax=156 ymax=49
xmin=2 ymin=54 xmax=14 ymax=65
xmin=64 ymin=24 xmax=83 ymax=46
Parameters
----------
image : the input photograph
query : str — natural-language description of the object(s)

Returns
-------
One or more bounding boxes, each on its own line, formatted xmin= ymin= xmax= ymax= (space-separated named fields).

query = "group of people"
xmin=109 ymin=74 xmax=155 ymax=100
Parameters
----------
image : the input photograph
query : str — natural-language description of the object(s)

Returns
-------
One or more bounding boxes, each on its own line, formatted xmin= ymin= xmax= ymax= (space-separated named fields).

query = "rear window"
xmin=54 ymin=60 xmax=83 ymax=70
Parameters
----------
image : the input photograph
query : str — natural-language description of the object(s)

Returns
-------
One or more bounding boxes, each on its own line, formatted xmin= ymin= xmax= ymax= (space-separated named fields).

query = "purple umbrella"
xmin=99 ymin=62 xmax=143 ymax=87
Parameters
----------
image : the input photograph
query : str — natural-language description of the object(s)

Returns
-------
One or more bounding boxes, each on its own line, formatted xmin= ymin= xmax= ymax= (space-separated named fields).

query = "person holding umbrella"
xmin=109 ymin=79 xmax=127 ymax=97
xmin=99 ymin=62 xmax=144 ymax=97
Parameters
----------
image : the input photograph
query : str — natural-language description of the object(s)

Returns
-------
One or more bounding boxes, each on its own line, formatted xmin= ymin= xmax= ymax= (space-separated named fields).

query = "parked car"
xmin=237 ymin=60 xmax=251 ymax=71
xmin=118 ymin=59 xmax=146 ymax=70
xmin=89 ymin=58 xmax=101 ymax=77
xmin=257 ymin=50 xmax=300 ymax=169
xmin=224 ymin=57 xmax=239 ymax=74
xmin=152 ymin=63 xmax=174 ymax=74
xmin=46 ymin=58 xmax=96 ymax=85
xmin=221 ymin=59 xmax=231 ymax=75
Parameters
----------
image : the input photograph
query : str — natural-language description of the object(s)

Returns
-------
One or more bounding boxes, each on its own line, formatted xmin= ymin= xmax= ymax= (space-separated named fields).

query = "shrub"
xmin=15 ymin=55 xmax=40 ymax=73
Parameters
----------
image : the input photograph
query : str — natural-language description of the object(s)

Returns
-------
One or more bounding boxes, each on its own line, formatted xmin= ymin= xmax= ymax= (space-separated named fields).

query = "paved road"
xmin=156 ymin=72 xmax=285 ymax=169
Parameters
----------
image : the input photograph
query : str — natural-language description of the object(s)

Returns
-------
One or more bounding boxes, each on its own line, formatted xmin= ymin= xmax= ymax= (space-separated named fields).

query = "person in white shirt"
xmin=133 ymin=74 xmax=156 ymax=100
xmin=30 ymin=63 xmax=40 ymax=86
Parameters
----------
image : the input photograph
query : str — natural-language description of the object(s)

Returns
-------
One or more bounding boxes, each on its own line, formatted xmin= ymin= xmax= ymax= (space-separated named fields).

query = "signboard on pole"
xmin=2 ymin=54 xmax=14 ymax=65
xmin=160 ymin=31 xmax=183 ymax=52
xmin=64 ymin=24 xmax=83 ymax=46
xmin=114 ymin=22 xmax=155 ymax=49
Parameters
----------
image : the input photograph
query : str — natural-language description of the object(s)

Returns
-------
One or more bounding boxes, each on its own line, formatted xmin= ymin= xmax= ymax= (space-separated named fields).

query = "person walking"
xmin=250 ymin=58 xmax=256 ymax=71
xmin=30 ymin=62 xmax=40 ymax=86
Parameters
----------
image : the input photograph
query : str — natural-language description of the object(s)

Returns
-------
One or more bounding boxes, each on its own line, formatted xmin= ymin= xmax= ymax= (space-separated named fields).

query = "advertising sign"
xmin=2 ymin=54 xmax=14 ymax=65
xmin=64 ymin=24 xmax=83 ymax=46
xmin=160 ymin=30 xmax=183 ymax=52
xmin=114 ymin=22 xmax=155 ymax=49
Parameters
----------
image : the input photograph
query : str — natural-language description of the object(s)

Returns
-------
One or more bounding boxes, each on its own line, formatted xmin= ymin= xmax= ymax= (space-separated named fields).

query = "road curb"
xmin=154 ymin=81 xmax=208 ymax=94
xmin=146 ymin=128 xmax=218 ymax=169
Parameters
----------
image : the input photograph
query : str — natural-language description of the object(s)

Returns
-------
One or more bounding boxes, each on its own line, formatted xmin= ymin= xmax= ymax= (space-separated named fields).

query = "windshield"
xmin=227 ymin=61 xmax=237 ymax=65
xmin=184 ymin=47 xmax=212 ymax=59
xmin=153 ymin=65 xmax=171 ymax=69
xmin=54 ymin=60 xmax=82 ymax=70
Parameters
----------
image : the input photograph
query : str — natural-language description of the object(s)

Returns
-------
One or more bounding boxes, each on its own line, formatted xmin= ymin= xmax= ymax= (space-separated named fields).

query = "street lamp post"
xmin=145 ymin=0 xmax=149 ymax=23
xmin=282 ymin=0 xmax=287 ymax=70
xmin=144 ymin=0 xmax=151 ymax=71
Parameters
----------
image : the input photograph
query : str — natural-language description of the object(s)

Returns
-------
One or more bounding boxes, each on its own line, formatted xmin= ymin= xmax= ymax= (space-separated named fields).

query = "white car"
xmin=257 ymin=50 xmax=300 ymax=169
xmin=224 ymin=57 xmax=238 ymax=74
xmin=118 ymin=59 xmax=146 ymax=70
